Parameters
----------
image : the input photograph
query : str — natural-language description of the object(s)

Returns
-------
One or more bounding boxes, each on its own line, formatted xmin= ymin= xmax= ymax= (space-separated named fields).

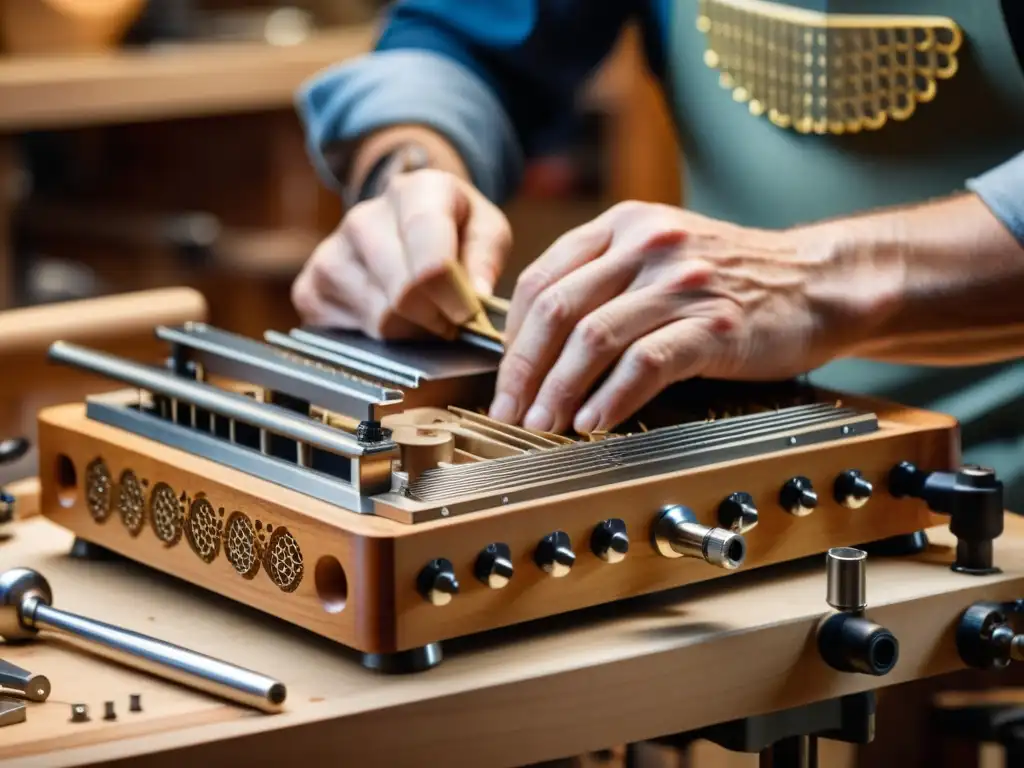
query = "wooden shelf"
xmin=0 ymin=25 xmax=376 ymax=130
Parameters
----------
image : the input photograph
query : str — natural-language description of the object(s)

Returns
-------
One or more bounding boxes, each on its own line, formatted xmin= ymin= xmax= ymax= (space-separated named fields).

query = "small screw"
xmin=104 ymin=701 xmax=117 ymax=721
xmin=129 ymin=693 xmax=142 ymax=713
xmin=70 ymin=704 xmax=89 ymax=723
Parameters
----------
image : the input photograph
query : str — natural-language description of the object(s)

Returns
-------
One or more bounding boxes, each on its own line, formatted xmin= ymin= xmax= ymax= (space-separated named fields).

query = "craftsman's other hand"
xmin=490 ymin=201 xmax=895 ymax=434
xmin=291 ymin=169 xmax=512 ymax=339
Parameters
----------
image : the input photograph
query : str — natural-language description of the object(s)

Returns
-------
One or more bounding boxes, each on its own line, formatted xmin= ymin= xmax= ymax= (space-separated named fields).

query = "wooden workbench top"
xmin=0 ymin=26 xmax=375 ymax=130
xmin=2 ymin=514 xmax=1024 ymax=767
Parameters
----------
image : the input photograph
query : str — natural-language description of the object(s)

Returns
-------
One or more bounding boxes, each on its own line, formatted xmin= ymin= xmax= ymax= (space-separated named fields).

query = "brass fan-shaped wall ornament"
xmin=696 ymin=0 xmax=962 ymax=134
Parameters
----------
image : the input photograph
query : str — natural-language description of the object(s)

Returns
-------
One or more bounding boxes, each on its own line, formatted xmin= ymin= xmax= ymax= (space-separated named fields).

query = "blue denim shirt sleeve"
xmin=966 ymin=151 xmax=1024 ymax=246
xmin=295 ymin=1 xmax=635 ymax=204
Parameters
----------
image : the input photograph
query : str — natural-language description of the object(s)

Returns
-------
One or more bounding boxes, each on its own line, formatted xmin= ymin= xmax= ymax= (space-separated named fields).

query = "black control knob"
xmin=718 ymin=492 xmax=759 ymax=533
xmin=474 ymin=543 xmax=514 ymax=589
xmin=834 ymin=469 xmax=873 ymax=509
xmin=416 ymin=558 xmax=460 ymax=606
xmin=590 ymin=519 xmax=629 ymax=564
xmin=780 ymin=476 xmax=818 ymax=517
xmin=534 ymin=531 xmax=576 ymax=577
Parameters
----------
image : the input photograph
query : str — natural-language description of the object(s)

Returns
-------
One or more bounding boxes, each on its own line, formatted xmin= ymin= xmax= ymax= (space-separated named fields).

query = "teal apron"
xmin=665 ymin=0 xmax=1024 ymax=508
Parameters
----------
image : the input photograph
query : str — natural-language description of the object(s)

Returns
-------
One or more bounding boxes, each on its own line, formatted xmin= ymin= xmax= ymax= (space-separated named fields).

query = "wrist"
xmin=790 ymin=215 xmax=909 ymax=357
xmin=341 ymin=125 xmax=471 ymax=205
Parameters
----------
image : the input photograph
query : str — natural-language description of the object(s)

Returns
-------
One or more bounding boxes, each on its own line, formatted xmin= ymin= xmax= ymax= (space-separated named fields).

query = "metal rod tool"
xmin=0 ymin=568 xmax=286 ymax=713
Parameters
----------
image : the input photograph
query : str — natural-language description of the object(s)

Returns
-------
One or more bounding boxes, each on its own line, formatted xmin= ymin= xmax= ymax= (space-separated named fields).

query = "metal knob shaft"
xmin=653 ymin=506 xmax=747 ymax=570
xmin=0 ymin=568 xmax=286 ymax=713
xmin=826 ymin=547 xmax=867 ymax=612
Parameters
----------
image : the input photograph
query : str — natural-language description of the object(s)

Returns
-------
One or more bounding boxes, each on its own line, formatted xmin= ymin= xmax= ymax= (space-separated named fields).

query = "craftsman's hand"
xmin=489 ymin=202 xmax=896 ymax=434
xmin=291 ymin=169 xmax=512 ymax=339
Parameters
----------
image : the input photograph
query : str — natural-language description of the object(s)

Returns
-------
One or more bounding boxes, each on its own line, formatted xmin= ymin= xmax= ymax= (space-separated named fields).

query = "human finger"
xmin=460 ymin=201 xmax=513 ymax=296
xmin=493 ymin=225 xmax=691 ymax=428
xmin=524 ymin=284 xmax=690 ymax=433
xmin=573 ymin=317 xmax=719 ymax=434
xmin=343 ymin=199 xmax=458 ymax=339
xmin=389 ymin=170 xmax=478 ymax=326
xmin=490 ymin=243 xmax=647 ymax=428
xmin=503 ymin=218 xmax=614 ymax=344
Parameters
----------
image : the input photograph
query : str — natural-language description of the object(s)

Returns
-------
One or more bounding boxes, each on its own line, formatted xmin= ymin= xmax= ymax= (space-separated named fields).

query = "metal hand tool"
xmin=0 ymin=568 xmax=286 ymax=713
xmin=0 ymin=657 xmax=50 ymax=701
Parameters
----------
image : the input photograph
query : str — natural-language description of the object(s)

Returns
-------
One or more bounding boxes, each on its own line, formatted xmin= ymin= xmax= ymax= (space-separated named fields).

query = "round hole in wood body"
xmin=54 ymin=454 xmax=78 ymax=508
xmin=314 ymin=555 xmax=348 ymax=613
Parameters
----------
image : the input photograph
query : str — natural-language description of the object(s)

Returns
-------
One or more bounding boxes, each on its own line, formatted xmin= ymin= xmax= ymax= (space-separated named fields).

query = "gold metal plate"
xmin=696 ymin=0 xmax=962 ymax=134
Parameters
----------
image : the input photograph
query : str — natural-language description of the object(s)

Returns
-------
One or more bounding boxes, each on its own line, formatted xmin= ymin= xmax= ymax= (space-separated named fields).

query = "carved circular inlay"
xmin=116 ymin=470 xmax=146 ymax=536
xmin=264 ymin=527 xmax=304 ymax=593
xmin=224 ymin=512 xmax=260 ymax=579
xmin=185 ymin=498 xmax=222 ymax=564
xmin=149 ymin=482 xmax=183 ymax=547
xmin=85 ymin=458 xmax=113 ymax=523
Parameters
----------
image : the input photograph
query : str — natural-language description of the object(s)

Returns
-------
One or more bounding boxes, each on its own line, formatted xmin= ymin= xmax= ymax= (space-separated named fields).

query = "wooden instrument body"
xmin=38 ymin=392 xmax=957 ymax=655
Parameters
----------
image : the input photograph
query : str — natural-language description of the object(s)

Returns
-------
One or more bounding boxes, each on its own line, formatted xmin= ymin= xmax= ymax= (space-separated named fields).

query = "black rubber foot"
xmin=68 ymin=537 xmax=122 ymax=561
xmin=857 ymin=530 xmax=929 ymax=558
xmin=360 ymin=642 xmax=443 ymax=674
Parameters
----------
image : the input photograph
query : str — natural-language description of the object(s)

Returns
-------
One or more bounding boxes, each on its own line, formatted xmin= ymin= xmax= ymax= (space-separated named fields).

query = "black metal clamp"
xmin=889 ymin=462 xmax=1005 ymax=574
xmin=653 ymin=692 xmax=878 ymax=768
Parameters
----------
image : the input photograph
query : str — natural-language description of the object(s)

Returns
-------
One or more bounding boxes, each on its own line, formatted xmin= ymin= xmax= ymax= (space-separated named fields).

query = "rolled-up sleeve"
xmin=295 ymin=1 xmax=633 ymax=205
xmin=967 ymin=151 xmax=1024 ymax=246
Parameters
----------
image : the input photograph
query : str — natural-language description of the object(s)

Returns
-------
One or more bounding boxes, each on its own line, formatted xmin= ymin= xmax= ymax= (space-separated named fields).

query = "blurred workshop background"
xmin=0 ymin=0 xmax=680 ymax=325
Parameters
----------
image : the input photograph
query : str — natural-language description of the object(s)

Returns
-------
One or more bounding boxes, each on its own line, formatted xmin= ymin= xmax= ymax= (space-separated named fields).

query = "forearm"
xmin=805 ymin=193 xmax=1024 ymax=364
xmin=296 ymin=49 xmax=523 ymax=205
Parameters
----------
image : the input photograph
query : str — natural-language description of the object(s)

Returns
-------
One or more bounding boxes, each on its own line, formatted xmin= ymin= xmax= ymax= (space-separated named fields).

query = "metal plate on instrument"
xmin=289 ymin=328 xmax=501 ymax=383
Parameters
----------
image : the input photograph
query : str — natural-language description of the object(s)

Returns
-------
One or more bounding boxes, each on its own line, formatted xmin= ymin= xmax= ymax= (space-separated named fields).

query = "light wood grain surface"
xmin=1 ymin=510 xmax=1023 ymax=767
xmin=0 ymin=26 xmax=375 ymax=130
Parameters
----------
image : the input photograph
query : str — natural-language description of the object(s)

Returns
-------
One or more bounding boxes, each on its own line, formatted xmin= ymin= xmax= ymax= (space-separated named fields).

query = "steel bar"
xmin=49 ymin=341 xmax=388 ymax=458
xmin=264 ymin=329 xmax=421 ymax=389
xmin=158 ymin=324 xmax=401 ymax=423
xmin=30 ymin=600 xmax=286 ymax=712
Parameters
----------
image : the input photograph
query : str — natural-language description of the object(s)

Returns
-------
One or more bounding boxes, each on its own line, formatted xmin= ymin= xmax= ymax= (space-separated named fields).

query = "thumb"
xmin=461 ymin=208 xmax=512 ymax=296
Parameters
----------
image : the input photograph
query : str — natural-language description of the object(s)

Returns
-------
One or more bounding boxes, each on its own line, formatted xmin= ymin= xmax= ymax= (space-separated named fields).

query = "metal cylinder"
xmin=24 ymin=597 xmax=286 ymax=713
xmin=826 ymin=547 xmax=867 ymax=611
xmin=654 ymin=506 xmax=747 ymax=570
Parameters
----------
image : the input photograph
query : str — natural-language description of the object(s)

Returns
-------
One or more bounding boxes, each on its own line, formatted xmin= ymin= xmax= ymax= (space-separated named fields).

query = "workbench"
xmin=2 ymin=503 xmax=1022 ymax=767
